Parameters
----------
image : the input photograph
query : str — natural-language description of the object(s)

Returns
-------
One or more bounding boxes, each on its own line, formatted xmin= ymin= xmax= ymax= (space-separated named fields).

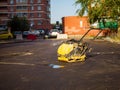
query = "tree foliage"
xmin=75 ymin=0 xmax=120 ymax=24
xmin=7 ymin=16 xmax=30 ymax=33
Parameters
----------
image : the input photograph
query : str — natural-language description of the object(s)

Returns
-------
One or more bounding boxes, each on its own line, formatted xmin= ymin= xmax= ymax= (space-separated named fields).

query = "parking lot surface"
xmin=0 ymin=39 xmax=120 ymax=90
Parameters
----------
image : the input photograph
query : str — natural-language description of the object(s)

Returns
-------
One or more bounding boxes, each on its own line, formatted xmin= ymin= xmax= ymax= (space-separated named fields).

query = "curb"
xmin=0 ymin=39 xmax=35 ymax=44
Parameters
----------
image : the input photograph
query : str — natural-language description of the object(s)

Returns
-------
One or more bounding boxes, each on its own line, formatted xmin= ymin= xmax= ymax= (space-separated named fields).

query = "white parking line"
xmin=0 ymin=62 xmax=35 ymax=66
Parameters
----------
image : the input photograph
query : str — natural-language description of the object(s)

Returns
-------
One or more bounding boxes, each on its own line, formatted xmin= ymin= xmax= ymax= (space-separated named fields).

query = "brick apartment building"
xmin=62 ymin=16 xmax=108 ymax=37
xmin=0 ymin=0 xmax=52 ymax=30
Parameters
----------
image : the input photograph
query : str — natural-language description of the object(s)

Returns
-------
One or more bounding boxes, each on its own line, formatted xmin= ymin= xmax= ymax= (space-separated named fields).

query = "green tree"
xmin=19 ymin=17 xmax=30 ymax=32
xmin=75 ymin=0 xmax=120 ymax=24
xmin=7 ymin=16 xmax=30 ymax=33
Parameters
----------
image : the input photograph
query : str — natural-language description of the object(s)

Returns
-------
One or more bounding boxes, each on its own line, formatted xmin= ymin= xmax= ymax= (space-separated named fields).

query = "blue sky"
xmin=51 ymin=0 xmax=79 ymax=23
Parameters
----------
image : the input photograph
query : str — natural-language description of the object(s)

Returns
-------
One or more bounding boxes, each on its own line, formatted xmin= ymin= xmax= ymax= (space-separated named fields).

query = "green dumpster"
xmin=99 ymin=20 xmax=118 ymax=30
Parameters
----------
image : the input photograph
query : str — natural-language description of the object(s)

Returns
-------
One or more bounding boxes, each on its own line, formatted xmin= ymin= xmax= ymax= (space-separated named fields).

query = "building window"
xmin=80 ymin=20 xmax=83 ymax=27
xmin=31 ymin=6 xmax=34 ymax=10
xmin=23 ymin=13 xmax=27 ymax=17
xmin=16 ymin=6 xmax=27 ymax=10
xmin=16 ymin=13 xmax=27 ymax=17
xmin=10 ymin=0 xmax=14 ymax=4
xmin=47 ymin=13 xmax=50 ymax=18
xmin=10 ymin=13 xmax=14 ymax=18
xmin=38 ymin=20 xmax=42 ymax=25
xmin=47 ymin=0 xmax=50 ymax=5
xmin=38 ymin=5 xmax=41 ymax=10
xmin=38 ymin=0 xmax=41 ymax=3
xmin=47 ymin=6 xmax=50 ymax=11
xmin=30 ymin=20 xmax=34 ymax=26
xmin=30 ymin=13 xmax=34 ymax=17
xmin=16 ymin=0 xmax=27 ymax=3
xmin=38 ymin=13 xmax=41 ymax=17
xmin=30 ymin=0 xmax=33 ymax=3
xmin=10 ymin=7 xmax=14 ymax=11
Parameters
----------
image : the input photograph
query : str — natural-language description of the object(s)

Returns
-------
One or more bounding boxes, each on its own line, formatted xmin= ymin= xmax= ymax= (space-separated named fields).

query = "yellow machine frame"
xmin=57 ymin=40 xmax=89 ymax=63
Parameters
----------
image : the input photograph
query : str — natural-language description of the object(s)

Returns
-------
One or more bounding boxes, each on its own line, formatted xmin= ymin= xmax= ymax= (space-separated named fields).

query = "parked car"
xmin=0 ymin=30 xmax=13 ymax=40
xmin=43 ymin=29 xmax=50 ymax=39
xmin=0 ymin=25 xmax=7 ymax=31
xmin=49 ymin=29 xmax=60 ymax=37
xmin=23 ymin=31 xmax=29 ymax=38
xmin=29 ymin=30 xmax=40 ymax=37
xmin=44 ymin=29 xmax=61 ymax=39
xmin=36 ymin=29 xmax=45 ymax=35
xmin=13 ymin=31 xmax=22 ymax=38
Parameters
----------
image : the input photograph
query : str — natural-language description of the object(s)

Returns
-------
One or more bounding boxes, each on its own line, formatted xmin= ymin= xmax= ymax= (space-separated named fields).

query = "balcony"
xmin=0 ymin=9 xmax=8 ymax=12
xmin=0 ymin=1 xmax=7 ymax=6
xmin=0 ymin=16 xmax=8 ymax=19
xmin=16 ymin=9 xmax=28 ymax=12
xmin=16 ymin=2 xmax=27 ymax=5
xmin=0 ymin=14 xmax=8 ymax=21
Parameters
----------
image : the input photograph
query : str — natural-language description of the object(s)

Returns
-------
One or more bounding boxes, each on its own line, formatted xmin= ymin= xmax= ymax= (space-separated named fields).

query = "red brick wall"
xmin=62 ymin=16 xmax=108 ymax=36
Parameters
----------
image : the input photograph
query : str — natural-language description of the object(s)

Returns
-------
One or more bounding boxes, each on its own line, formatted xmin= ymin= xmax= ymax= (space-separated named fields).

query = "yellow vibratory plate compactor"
xmin=57 ymin=28 xmax=100 ymax=63
xmin=57 ymin=39 xmax=91 ymax=63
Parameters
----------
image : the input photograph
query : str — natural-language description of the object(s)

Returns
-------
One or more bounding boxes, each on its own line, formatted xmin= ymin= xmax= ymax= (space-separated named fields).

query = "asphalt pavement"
xmin=0 ymin=39 xmax=120 ymax=90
